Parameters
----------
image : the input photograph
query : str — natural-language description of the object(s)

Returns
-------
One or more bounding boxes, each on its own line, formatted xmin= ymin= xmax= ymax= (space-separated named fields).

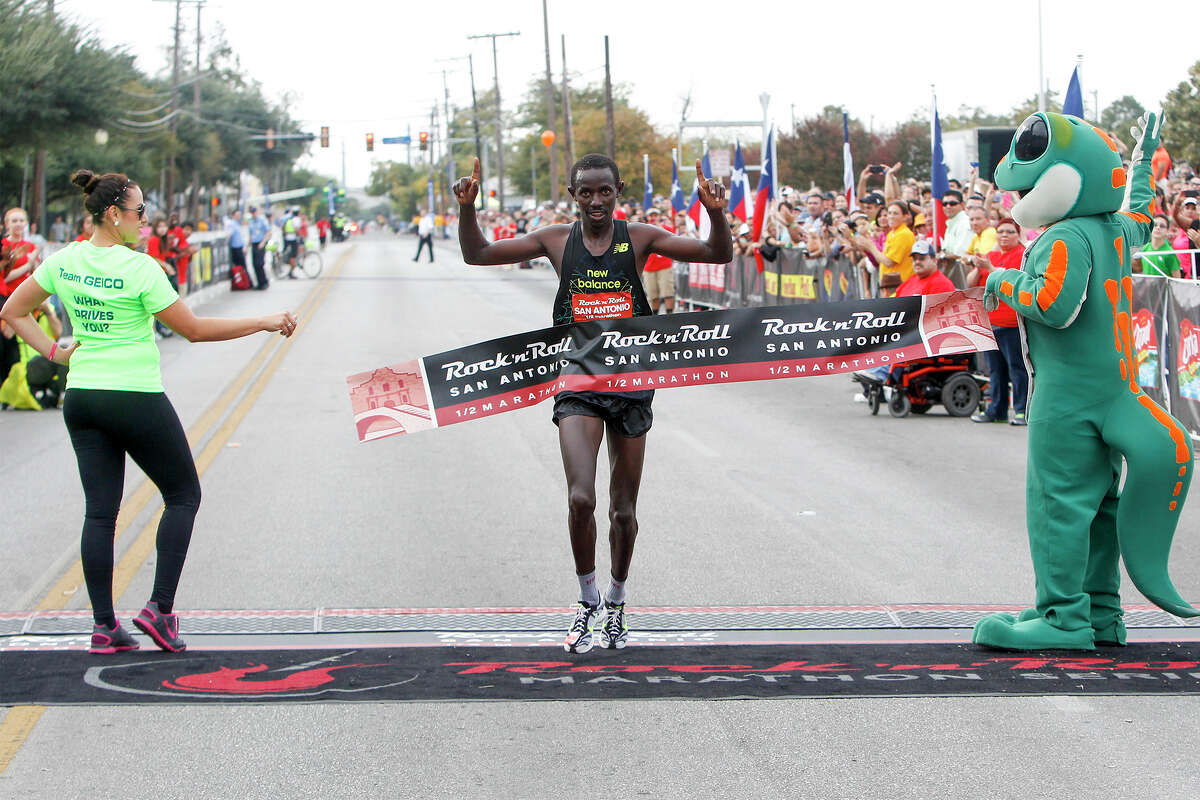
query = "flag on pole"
xmin=643 ymin=154 xmax=653 ymax=213
xmin=670 ymin=153 xmax=686 ymax=216
xmin=1063 ymin=65 xmax=1084 ymax=118
xmin=729 ymin=140 xmax=752 ymax=222
xmin=842 ymin=113 xmax=857 ymax=213
xmin=686 ymin=147 xmax=713 ymax=237
xmin=930 ymin=98 xmax=950 ymax=250
xmin=751 ymin=126 xmax=775 ymax=273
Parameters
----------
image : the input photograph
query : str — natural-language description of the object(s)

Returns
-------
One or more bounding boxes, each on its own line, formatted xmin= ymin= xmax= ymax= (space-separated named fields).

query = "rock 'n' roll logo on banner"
xmin=346 ymin=289 xmax=997 ymax=443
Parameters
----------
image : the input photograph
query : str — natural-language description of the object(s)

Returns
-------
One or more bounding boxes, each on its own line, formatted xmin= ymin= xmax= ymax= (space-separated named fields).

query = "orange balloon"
xmin=540 ymin=129 xmax=556 ymax=147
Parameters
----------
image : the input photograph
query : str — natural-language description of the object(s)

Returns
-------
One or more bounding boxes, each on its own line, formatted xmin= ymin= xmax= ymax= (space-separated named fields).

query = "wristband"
xmin=49 ymin=342 xmax=57 ymax=361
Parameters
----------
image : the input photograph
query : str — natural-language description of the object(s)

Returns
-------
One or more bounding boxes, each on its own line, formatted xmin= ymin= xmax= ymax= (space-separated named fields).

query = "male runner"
xmin=453 ymin=153 xmax=730 ymax=653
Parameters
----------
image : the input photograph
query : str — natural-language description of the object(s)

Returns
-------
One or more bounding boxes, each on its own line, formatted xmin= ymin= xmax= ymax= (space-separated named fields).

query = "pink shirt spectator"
xmin=1173 ymin=230 xmax=1193 ymax=279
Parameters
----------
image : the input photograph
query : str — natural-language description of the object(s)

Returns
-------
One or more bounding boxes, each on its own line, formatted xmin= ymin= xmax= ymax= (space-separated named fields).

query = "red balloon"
xmin=540 ymin=130 xmax=556 ymax=147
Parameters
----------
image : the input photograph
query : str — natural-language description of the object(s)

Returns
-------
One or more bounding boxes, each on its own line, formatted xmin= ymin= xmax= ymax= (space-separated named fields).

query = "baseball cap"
xmin=646 ymin=208 xmax=662 ymax=216
xmin=1184 ymin=197 xmax=1199 ymax=206
xmin=913 ymin=213 xmax=927 ymax=226
xmin=862 ymin=192 xmax=884 ymax=205
xmin=911 ymin=239 xmax=935 ymax=257
xmin=738 ymin=223 xmax=751 ymax=235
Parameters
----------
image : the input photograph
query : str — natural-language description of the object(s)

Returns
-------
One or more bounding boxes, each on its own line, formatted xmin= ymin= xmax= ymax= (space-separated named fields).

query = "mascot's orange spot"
xmin=1094 ymin=127 xmax=1119 ymax=152
xmin=1037 ymin=240 xmax=1069 ymax=311
xmin=1171 ymin=501 xmax=1178 ymax=511
xmin=1121 ymin=211 xmax=1153 ymax=224
xmin=1122 ymin=275 xmax=1133 ymax=301
xmin=1117 ymin=312 xmax=1139 ymax=393
xmin=1019 ymin=290 xmax=1033 ymax=305
xmin=1112 ymin=167 xmax=1127 ymax=189
xmin=1174 ymin=482 xmax=1183 ymax=497
xmin=1181 ymin=466 xmax=1188 ymax=477
xmin=1150 ymin=175 xmax=1157 ymax=192
xmin=1105 ymin=279 xmax=1122 ymax=352
xmin=1138 ymin=395 xmax=1191 ymax=463
xmin=1000 ymin=281 xmax=1014 ymax=297
xmin=1115 ymin=237 xmax=1125 ymax=267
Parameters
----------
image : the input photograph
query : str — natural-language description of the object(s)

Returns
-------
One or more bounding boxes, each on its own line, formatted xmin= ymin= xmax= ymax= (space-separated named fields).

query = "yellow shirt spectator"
xmin=967 ymin=226 xmax=997 ymax=257
xmin=881 ymin=223 xmax=915 ymax=286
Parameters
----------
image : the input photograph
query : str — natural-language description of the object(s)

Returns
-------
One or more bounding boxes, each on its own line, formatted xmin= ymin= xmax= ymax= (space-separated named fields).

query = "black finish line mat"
xmin=6 ymin=642 xmax=1200 ymax=704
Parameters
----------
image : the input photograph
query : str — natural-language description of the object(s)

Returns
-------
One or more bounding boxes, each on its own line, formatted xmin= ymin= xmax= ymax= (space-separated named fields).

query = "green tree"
xmin=1163 ymin=62 xmax=1200 ymax=166
xmin=1100 ymin=95 xmax=1146 ymax=140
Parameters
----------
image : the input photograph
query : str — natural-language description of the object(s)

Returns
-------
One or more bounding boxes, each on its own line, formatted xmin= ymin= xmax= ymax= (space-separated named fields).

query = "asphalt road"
xmin=4 ymin=233 xmax=1200 ymax=798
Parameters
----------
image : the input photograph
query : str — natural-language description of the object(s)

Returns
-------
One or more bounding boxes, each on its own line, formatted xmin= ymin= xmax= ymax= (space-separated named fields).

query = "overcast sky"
xmin=59 ymin=0 xmax=1195 ymax=189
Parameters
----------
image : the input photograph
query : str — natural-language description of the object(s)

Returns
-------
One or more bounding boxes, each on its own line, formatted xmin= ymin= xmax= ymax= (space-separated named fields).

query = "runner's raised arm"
xmin=454 ymin=157 xmax=549 ymax=266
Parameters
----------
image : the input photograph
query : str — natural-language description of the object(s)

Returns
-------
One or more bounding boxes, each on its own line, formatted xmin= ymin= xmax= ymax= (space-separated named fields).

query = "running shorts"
xmin=552 ymin=390 xmax=654 ymax=438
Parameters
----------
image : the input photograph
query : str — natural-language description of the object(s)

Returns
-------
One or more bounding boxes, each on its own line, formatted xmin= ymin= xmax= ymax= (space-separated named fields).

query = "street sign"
xmin=708 ymin=148 xmax=732 ymax=178
xmin=382 ymin=136 xmax=412 ymax=145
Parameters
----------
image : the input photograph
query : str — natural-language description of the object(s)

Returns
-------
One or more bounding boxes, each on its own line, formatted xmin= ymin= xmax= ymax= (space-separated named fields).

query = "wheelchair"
xmin=851 ymin=354 xmax=989 ymax=418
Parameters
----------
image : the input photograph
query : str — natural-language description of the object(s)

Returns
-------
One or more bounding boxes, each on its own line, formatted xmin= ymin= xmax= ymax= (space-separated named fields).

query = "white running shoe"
xmin=563 ymin=598 xmax=603 ymax=653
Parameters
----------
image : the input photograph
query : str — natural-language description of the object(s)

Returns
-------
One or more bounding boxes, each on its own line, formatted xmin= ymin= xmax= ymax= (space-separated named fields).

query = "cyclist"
xmin=282 ymin=207 xmax=302 ymax=279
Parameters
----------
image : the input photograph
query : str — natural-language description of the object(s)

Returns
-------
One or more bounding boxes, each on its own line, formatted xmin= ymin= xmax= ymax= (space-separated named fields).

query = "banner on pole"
xmin=347 ymin=290 xmax=996 ymax=443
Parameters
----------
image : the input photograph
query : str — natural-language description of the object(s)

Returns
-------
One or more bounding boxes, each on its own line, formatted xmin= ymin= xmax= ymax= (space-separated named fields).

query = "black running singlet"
xmin=552 ymin=220 xmax=651 ymax=326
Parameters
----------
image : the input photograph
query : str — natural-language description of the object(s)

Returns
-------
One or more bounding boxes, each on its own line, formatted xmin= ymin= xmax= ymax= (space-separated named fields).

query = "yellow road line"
xmin=2 ymin=248 xmax=354 ymax=779
xmin=34 ymin=265 xmax=334 ymax=611
xmin=0 ymin=708 xmax=45 ymax=775
xmin=110 ymin=250 xmax=350 ymax=602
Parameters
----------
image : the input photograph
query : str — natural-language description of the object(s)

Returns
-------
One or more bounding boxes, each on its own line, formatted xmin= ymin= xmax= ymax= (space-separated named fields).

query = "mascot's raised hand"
xmin=973 ymin=110 xmax=1197 ymax=651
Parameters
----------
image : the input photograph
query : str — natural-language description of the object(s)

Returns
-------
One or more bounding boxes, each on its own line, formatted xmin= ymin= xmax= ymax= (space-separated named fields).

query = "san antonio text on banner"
xmin=346 ymin=289 xmax=997 ymax=442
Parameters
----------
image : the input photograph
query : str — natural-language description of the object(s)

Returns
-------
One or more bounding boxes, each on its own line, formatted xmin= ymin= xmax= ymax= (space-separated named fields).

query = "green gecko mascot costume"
xmin=973 ymin=110 xmax=1198 ymax=650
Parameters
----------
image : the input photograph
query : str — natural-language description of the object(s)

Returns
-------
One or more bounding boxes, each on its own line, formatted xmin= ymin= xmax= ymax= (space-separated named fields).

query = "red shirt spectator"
xmin=897 ymin=240 xmax=955 ymax=296
xmin=643 ymin=213 xmax=674 ymax=273
xmin=972 ymin=245 xmax=1025 ymax=328
xmin=0 ymin=237 xmax=35 ymax=295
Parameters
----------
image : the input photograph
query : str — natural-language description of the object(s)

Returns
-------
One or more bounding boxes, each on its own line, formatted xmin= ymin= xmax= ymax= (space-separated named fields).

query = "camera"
xmin=821 ymin=211 xmax=834 ymax=227
xmin=868 ymin=164 xmax=886 ymax=175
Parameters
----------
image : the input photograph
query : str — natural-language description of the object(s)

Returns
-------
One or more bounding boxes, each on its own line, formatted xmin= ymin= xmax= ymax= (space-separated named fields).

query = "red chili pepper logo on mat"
xmin=163 ymin=662 xmax=384 ymax=694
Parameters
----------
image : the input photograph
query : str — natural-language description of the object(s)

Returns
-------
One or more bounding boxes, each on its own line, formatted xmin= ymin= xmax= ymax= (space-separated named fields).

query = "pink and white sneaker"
xmin=90 ymin=622 xmax=140 ymax=655
xmin=132 ymin=601 xmax=187 ymax=652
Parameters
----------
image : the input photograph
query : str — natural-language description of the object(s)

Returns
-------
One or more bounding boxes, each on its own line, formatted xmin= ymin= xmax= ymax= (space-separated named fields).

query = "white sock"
xmin=577 ymin=570 xmax=600 ymax=605
xmin=606 ymin=576 xmax=627 ymax=605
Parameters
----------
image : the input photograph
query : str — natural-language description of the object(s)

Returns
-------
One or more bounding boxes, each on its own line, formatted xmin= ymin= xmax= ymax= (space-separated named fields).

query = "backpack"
xmin=231 ymin=262 xmax=252 ymax=290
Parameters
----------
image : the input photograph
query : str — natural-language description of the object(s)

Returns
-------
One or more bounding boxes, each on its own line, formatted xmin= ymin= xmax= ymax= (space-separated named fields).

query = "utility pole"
xmin=190 ymin=0 xmax=205 ymax=224
xmin=541 ymin=0 xmax=558 ymax=203
xmin=603 ymin=35 xmax=615 ymax=160
xmin=468 ymin=31 xmax=519 ymax=210
xmin=169 ymin=0 xmax=182 ymax=212
xmin=561 ymin=35 xmax=575 ymax=188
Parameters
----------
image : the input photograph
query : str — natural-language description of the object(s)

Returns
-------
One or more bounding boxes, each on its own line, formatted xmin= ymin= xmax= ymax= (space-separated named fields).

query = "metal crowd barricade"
xmin=185 ymin=231 xmax=232 ymax=293
xmin=674 ymin=250 xmax=864 ymax=311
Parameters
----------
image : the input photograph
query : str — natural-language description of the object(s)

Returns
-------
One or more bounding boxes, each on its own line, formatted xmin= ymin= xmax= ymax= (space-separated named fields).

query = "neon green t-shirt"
xmin=33 ymin=241 xmax=179 ymax=392
xmin=1139 ymin=240 xmax=1180 ymax=278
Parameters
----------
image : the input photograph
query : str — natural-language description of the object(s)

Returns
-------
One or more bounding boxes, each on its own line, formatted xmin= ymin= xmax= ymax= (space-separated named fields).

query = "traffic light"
xmin=366 ymin=132 xmax=375 ymax=152
xmin=320 ymin=126 xmax=330 ymax=148
xmin=419 ymin=131 xmax=429 ymax=151
xmin=265 ymin=128 xmax=274 ymax=149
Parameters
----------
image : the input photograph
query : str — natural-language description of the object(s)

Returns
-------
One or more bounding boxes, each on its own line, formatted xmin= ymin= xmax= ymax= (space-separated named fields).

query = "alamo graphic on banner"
xmin=347 ymin=290 xmax=996 ymax=443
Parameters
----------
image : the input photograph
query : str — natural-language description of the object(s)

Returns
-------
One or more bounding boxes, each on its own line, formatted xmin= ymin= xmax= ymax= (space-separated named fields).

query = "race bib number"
xmin=572 ymin=292 xmax=633 ymax=321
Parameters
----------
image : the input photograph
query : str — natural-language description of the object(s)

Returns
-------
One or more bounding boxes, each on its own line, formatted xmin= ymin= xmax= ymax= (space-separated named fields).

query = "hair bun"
xmin=70 ymin=169 xmax=99 ymax=194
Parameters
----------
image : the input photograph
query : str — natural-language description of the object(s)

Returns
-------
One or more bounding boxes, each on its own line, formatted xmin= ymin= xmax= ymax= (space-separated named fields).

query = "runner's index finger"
xmin=695 ymin=159 xmax=706 ymax=182
xmin=472 ymin=157 xmax=480 ymax=181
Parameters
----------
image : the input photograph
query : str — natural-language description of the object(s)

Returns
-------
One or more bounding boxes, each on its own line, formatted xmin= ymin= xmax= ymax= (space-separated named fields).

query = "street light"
xmin=94 ymin=129 xmax=109 ymax=147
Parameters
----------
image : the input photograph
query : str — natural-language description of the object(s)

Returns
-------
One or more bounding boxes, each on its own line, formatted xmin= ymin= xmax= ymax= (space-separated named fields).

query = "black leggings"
xmin=63 ymin=389 xmax=201 ymax=627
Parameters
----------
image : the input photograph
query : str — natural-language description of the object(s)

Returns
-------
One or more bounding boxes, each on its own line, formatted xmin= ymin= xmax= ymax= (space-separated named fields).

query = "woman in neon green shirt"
xmin=0 ymin=169 xmax=296 ymax=654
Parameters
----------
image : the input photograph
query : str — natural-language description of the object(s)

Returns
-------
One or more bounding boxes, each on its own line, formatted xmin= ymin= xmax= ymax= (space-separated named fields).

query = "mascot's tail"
xmin=1121 ymin=534 xmax=1200 ymax=618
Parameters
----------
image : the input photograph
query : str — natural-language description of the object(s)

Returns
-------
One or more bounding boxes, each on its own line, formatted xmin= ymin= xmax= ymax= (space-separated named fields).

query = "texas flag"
xmin=751 ymin=126 xmax=775 ymax=272
xmin=1062 ymin=66 xmax=1084 ymax=118
xmin=686 ymin=148 xmax=713 ymax=238
xmin=729 ymin=140 xmax=753 ymax=222
xmin=670 ymin=155 xmax=686 ymax=216
xmin=842 ymin=113 xmax=857 ymax=213
xmin=930 ymin=102 xmax=950 ymax=249
xmin=643 ymin=155 xmax=653 ymax=213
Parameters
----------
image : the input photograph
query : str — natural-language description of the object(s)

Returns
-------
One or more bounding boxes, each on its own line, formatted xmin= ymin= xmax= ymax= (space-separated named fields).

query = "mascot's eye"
xmin=1013 ymin=116 xmax=1050 ymax=161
